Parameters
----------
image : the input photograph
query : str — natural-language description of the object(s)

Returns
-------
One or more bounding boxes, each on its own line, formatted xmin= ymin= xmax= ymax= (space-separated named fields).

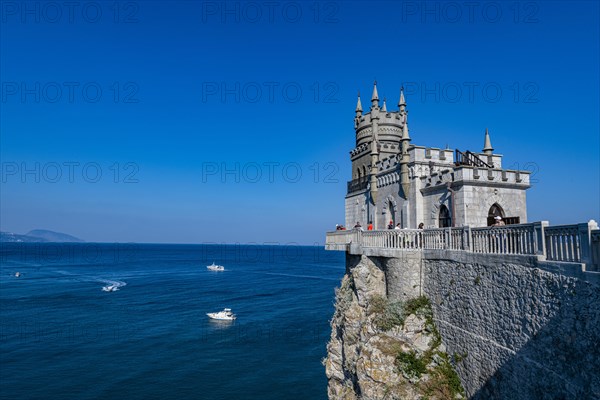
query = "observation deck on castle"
xmin=326 ymin=221 xmax=600 ymax=273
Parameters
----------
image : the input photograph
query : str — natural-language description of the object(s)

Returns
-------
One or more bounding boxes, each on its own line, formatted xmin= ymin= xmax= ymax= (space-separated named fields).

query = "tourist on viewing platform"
xmin=494 ymin=216 xmax=506 ymax=226
xmin=367 ymin=221 xmax=373 ymax=231
xmin=387 ymin=220 xmax=394 ymax=229
xmin=418 ymin=223 xmax=424 ymax=229
xmin=353 ymin=222 xmax=363 ymax=231
xmin=395 ymin=223 xmax=401 ymax=230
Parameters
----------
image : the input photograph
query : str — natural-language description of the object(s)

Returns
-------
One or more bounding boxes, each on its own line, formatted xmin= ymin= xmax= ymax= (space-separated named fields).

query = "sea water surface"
xmin=0 ymin=243 xmax=345 ymax=400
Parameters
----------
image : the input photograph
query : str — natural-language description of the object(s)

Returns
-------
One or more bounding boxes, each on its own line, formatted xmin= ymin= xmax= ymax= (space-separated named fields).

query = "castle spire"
xmin=371 ymin=80 xmax=379 ymax=108
xmin=402 ymin=115 xmax=411 ymax=141
xmin=398 ymin=86 xmax=406 ymax=111
xmin=355 ymin=91 xmax=362 ymax=113
xmin=483 ymin=127 xmax=494 ymax=155
xmin=381 ymin=98 xmax=387 ymax=112
xmin=400 ymin=114 xmax=411 ymax=199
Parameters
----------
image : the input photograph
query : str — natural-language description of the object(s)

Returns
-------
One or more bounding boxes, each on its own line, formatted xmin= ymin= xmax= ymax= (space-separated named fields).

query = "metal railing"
xmin=347 ymin=177 xmax=369 ymax=193
xmin=455 ymin=149 xmax=492 ymax=168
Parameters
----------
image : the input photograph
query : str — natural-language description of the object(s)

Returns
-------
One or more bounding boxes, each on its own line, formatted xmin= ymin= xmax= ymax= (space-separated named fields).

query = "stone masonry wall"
xmin=421 ymin=250 xmax=600 ymax=399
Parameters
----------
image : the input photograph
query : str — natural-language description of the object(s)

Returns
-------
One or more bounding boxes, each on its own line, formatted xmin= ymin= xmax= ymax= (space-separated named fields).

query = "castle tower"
xmin=399 ymin=89 xmax=411 ymax=199
xmin=369 ymin=82 xmax=380 ymax=208
xmin=346 ymin=82 xmax=409 ymax=228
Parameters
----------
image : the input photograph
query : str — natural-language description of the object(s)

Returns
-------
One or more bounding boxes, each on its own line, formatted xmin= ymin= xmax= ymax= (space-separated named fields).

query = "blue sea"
xmin=0 ymin=243 xmax=345 ymax=400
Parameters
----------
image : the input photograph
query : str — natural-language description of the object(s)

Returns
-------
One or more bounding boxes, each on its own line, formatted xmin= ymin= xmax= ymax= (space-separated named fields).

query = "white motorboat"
xmin=14 ymin=272 xmax=20 ymax=278
xmin=207 ymin=308 xmax=236 ymax=321
xmin=102 ymin=285 xmax=118 ymax=292
xmin=207 ymin=262 xmax=224 ymax=271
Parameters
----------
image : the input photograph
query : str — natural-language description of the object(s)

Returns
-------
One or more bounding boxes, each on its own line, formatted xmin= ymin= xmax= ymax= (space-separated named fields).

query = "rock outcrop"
xmin=325 ymin=255 xmax=464 ymax=400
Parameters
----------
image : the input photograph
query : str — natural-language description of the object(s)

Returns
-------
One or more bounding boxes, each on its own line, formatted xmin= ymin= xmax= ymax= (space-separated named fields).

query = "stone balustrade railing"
xmin=471 ymin=224 xmax=540 ymax=255
xmin=325 ymin=221 xmax=600 ymax=271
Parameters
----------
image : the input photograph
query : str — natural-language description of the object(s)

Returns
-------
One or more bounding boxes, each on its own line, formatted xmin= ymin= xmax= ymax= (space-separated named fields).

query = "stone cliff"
xmin=325 ymin=255 xmax=465 ymax=399
xmin=325 ymin=250 xmax=600 ymax=399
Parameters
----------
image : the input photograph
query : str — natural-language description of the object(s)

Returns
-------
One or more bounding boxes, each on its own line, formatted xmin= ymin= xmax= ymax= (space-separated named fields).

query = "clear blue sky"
xmin=1 ymin=1 xmax=598 ymax=244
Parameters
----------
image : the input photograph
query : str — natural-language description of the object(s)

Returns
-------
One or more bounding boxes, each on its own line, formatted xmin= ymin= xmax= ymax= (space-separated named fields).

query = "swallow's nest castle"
xmin=345 ymin=82 xmax=531 ymax=230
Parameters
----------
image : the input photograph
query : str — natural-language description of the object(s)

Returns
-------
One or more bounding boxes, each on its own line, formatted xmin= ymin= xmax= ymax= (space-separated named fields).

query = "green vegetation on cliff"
xmin=368 ymin=294 xmax=465 ymax=399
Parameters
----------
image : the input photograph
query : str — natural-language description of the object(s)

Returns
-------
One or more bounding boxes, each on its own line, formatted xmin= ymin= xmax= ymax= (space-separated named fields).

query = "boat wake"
xmin=53 ymin=270 xmax=126 ymax=292
xmin=99 ymin=279 xmax=126 ymax=292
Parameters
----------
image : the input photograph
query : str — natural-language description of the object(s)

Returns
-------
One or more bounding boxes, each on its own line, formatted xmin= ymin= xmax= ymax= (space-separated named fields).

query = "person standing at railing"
xmin=491 ymin=216 xmax=506 ymax=252
xmin=368 ymin=221 xmax=373 ymax=231
xmin=394 ymin=223 xmax=401 ymax=230
xmin=387 ymin=220 xmax=394 ymax=229
xmin=417 ymin=222 xmax=424 ymax=247
xmin=353 ymin=222 xmax=364 ymax=231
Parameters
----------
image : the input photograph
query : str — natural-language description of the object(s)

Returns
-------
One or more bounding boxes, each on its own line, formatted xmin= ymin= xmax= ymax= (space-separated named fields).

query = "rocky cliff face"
xmin=325 ymin=255 xmax=464 ymax=400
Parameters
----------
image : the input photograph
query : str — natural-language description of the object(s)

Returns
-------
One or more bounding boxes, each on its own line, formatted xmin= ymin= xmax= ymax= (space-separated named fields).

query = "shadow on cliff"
xmin=469 ymin=277 xmax=600 ymax=400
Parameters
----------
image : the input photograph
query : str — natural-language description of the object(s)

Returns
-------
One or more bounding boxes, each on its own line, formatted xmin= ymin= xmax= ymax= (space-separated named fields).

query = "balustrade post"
xmin=534 ymin=221 xmax=549 ymax=259
xmin=444 ymin=228 xmax=450 ymax=250
xmin=463 ymin=226 xmax=472 ymax=251
xmin=578 ymin=221 xmax=595 ymax=266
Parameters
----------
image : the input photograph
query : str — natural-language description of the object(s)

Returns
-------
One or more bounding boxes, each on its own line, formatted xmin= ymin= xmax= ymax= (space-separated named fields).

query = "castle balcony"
xmin=325 ymin=221 xmax=600 ymax=271
xmin=347 ymin=176 xmax=369 ymax=194
xmin=455 ymin=149 xmax=492 ymax=168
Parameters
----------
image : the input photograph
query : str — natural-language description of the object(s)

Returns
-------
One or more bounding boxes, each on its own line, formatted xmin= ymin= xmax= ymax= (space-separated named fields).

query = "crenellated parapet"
xmin=417 ymin=166 xmax=531 ymax=191
xmin=350 ymin=142 xmax=370 ymax=160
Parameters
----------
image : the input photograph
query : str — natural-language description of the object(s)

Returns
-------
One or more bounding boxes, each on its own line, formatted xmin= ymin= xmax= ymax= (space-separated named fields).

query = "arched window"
xmin=487 ymin=203 xmax=505 ymax=226
xmin=438 ymin=205 xmax=451 ymax=228
xmin=356 ymin=167 xmax=362 ymax=180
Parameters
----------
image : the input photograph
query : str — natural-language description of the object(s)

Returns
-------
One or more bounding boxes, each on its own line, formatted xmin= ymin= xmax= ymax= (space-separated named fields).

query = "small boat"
xmin=102 ymin=285 xmax=118 ymax=292
xmin=207 ymin=308 xmax=236 ymax=321
xmin=207 ymin=262 xmax=224 ymax=271
xmin=14 ymin=272 xmax=20 ymax=278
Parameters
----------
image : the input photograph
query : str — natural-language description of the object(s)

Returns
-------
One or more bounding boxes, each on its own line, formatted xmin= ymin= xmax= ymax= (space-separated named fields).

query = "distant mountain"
xmin=0 ymin=230 xmax=84 ymax=243
xmin=26 ymin=230 xmax=84 ymax=243
xmin=0 ymin=231 xmax=48 ymax=243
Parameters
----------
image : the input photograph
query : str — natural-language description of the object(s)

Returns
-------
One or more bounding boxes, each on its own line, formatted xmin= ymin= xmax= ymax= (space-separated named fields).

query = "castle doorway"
xmin=487 ymin=203 xmax=504 ymax=226
xmin=487 ymin=203 xmax=520 ymax=226
xmin=438 ymin=205 xmax=451 ymax=228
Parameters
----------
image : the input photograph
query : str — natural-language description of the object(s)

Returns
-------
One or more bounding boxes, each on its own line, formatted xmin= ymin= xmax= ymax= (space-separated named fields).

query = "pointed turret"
xmin=483 ymin=127 xmax=494 ymax=155
xmin=355 ymin=91 xmax=363 ymax=116
xmin=381 ymin=98 xmax=387 ymax=112
xmin=371 ymin=81 xmax=379 ymax=108
xmin=398 ymin=86 xmax=406 ymax=112
xmin=402 ymin=115 xmax=411 ymax=141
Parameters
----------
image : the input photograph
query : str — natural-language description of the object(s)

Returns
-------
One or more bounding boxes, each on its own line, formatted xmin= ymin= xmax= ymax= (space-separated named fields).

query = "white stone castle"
xmin=346 ymin=82 xmax=531 ymax=229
